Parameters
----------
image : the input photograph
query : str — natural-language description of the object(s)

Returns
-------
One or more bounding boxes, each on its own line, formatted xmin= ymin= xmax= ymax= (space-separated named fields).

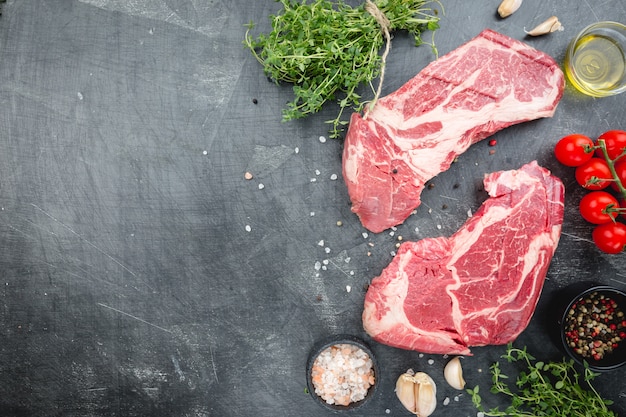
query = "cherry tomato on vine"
xmin=575 ymin=158 xmax=612 ymax=190
xmin=592 ymin=222 xmax=626 ymax=254
xmin=554 ymin=134 xmax=594 ymax=166
xmin=595 ymin=130 xmax=626 ymax=161
xmin=579 ymin=191 xmax=620 ymax=224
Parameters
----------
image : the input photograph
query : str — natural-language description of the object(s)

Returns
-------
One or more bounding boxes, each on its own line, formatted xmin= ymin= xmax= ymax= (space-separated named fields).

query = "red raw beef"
xmin=362 ymin=162 xmax=564 ymax=355
xmin=342 ymin=29 xmax=565 ymax=233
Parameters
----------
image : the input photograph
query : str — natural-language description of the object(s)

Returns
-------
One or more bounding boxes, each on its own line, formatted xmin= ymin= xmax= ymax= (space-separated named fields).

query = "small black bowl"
xmin=559 ymin=285 xmax=626 ymax=372
xmin=306 ymin=334 xmax=379 ymax=412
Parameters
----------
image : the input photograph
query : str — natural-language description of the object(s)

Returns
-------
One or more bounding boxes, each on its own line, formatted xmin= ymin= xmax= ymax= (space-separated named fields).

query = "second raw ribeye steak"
xmin=362 ymin=162 xmax=565 ymax=355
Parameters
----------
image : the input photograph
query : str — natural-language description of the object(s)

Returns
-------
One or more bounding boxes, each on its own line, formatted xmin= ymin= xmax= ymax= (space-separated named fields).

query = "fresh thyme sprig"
xmin=244 ymin=0 xmax=441 ymax=138
xmin=467 ymin=344 xmax=616 ymax=417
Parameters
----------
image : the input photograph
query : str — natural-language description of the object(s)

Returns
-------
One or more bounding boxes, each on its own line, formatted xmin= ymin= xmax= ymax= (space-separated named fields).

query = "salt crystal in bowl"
xmin=306 ymin=334 xmax=379 ymax=412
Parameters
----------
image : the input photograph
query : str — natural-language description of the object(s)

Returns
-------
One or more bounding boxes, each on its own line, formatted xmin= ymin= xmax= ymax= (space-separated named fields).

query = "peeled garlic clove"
xmin=443 ymin=357 xmax=466 ymax=390
xmin=498 ymin=0 xmax=523 ymax=18
xmin=395 ymin=370 xmax=437 ymax=417
xmin=525 ymin=16 xmax=564 ymax=36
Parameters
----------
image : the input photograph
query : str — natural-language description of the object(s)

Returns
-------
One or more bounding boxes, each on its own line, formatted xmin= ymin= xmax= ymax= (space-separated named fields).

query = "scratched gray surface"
xmin=0 ymin=0 xmax=625 ymax=416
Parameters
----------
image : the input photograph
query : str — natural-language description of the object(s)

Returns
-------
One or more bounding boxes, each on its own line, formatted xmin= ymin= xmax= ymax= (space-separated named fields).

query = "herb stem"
xmin=243 ymin=0 xmax=441 ymax=138
xmin=467 ymin=344 xmax=616 ymax=417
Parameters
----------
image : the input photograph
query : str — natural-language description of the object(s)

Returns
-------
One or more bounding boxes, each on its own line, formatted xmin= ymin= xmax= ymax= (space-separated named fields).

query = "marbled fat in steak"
xmin=362 ymin=162 xmax=564 ymax=355
xmin=342 ymin=29 xmax=565 ymax=233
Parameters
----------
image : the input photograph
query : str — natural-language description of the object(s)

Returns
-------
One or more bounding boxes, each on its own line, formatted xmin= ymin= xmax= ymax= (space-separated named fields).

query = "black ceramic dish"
xmin=306 ymin=334 xmax=379 ymax=412
xmin=559 ymin=285 xmax=626 ymax=372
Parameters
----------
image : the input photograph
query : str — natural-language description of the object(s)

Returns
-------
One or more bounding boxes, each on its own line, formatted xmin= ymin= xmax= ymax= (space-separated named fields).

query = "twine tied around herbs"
xmin=363 ymin=0 xmax=391 ymax=119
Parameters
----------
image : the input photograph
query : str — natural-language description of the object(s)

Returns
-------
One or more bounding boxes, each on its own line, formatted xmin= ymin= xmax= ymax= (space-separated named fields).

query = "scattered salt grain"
xmin=310 ymin=212 xmax=315 ymax=216
xmin=315 ymin=169 xmax=321 ymax=176
xmin=428 ymin=359 xmax=435 ymax=365
xmin=436 ymin=224 xmax=442 ymax=230
xmin=310 ymin=343 xmax=375 ymax=406
xmin=419 ymin=353 xmax=424 ymax=358
xmin=295 ymin=147 xmax=300 ymax=154
xmin=77 ymin=92 xmax=83 ymax=100
xmin=330 ymin=174 xmax=338 ymax=181
xmin=323 ymin=260 xmax=329 ymax=265
xmin=314 ymin=261 xmax=322 ymax=271
xmin=310 ymin=178 xmax=317 ymax=182
xmin=362 ymin=232 xmax=369 ymax=239
xmin=349 ymin=271 xmax=355 ymax=276
xmin=385 ymin=409 xmax=391 ymax=414
xmin=319 ymin=135 xmax=327 ymax=143
xmin=318 ymin=240 xmax=325 ymax=247
xmin=443 ymin=397 xmax=450 ymax=406
xmin=389 ymin=231 xmax=395 ymax=237
xmin=203 ymin=150 xmax=208 ymax=156
xmin=478 ymin=412 xmax=485 ymax=417
xmin=325 ymin=247 xmax=331 ymax=254
xmin=345 ymin=257 xmax=351 ymax=263
xmin=258 ymin=183 xmax=265 ymax=190
xmin=322 ymin=265 xmax=327 ymax=271
xmin=244 ymin=171 xmax=253 ymax=180
xmin=245 ymin=225 xmax=252 ymax=232
xmin=346 ymin=285 xmax=351 ymax=293
xmin=467 ymin=209 xmax=473 ymax=217
xmin=454 ymin=396 xmax=460 ymax=402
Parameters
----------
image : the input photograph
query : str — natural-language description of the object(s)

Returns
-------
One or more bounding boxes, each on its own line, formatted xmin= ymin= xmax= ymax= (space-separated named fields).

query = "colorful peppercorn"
xmin=563 ymin=291 xmax=625 ymax=361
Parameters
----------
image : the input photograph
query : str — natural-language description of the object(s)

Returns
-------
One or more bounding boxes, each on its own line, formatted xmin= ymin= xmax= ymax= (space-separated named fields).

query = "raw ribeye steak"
xmin=362 ymin=161 xmax=564 ymax=355
xmin=343 ymin=29 xmax=565 ymax=233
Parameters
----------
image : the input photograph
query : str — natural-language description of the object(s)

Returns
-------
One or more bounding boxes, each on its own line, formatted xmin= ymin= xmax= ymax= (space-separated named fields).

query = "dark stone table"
xmin=0 ymin=0 xmax=624 ymax=415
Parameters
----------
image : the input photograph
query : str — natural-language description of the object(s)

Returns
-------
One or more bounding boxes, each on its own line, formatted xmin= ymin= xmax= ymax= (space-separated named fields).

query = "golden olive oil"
xmin=566 ymin=34 xmax=625 ymax=96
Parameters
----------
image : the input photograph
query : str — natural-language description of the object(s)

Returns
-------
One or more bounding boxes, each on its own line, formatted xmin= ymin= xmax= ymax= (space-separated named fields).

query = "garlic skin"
xmin=395 ymin=370 xmax=437 ymax=417
xmin=525 ymin=16 xmax=564 ymax=36
xmin=498 ymin=0 xmax=523 ymax=18
xmin=443 ymin=357 xmax=466 ymax=390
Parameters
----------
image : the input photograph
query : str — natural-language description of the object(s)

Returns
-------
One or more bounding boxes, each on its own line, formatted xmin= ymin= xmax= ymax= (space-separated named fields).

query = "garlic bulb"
xmin=525 ymin=16 xmax=563 ymax=36
xmin=395 ymin=369 xmax=437 ymax=417
xmin=443 ymin=357 xmax=466 ymax=390
xmin=497 ymin=0 xmax=523 ymax=18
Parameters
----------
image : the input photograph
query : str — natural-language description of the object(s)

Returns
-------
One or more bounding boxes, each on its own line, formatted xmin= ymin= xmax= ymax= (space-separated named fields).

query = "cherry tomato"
xmin=592 ymin=222 xmax=626 ymax=254
xmin=595 ymin=130 xmax=626 ymax=161
xmin=554 ymin=134 xmax=594 ymax=167
xmin=579 ymin=191 xmax=620 ymax=224
xmin=575 ymin=158 xmax=612 ymax=190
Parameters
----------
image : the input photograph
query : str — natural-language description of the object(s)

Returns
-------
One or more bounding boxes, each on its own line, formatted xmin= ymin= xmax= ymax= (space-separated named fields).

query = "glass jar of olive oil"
xmin=564 ymin=21 xmax=626 ymax=97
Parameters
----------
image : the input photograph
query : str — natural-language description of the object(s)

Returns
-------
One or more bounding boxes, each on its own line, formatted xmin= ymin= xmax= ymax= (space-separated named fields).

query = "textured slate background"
xmin=0 ymin=0 xmax=624 ymax=416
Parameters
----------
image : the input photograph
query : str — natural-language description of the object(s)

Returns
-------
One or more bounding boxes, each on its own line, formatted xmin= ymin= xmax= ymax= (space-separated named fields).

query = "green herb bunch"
xmin=468 ymin=344 xmax=616 ymax=417
xmin=244 ymin=0 xmax=441 ymax=138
